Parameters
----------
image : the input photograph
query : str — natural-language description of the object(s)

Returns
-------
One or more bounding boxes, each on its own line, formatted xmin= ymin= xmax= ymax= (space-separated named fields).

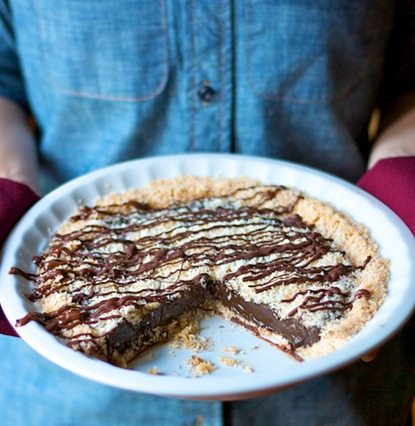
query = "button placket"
xmin=198 ymin=80 xmax=216 ymax=103
xmin=188 ymin=0 xmax=233 ymax=152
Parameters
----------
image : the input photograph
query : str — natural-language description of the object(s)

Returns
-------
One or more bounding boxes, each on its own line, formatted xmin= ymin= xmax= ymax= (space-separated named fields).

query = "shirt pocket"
xmin=244 ymin=0 xmax=392 ymax=104
xmin=34 ymin=0 xmax=168 ymax=101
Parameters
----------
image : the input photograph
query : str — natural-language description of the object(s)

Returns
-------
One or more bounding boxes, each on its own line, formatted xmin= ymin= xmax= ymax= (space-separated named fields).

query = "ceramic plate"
xmin=1 ymin=154 xmax=414 ymax=400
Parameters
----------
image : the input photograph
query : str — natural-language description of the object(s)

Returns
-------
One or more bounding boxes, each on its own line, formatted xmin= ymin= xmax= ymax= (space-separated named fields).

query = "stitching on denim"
xmin=244 ymin=0 xmax=369 ymax=105
xmin=190 ymin=0 xmax=196 ymax=150
xmin=33 ymin=0 xmax=169 ymax=102
xmin=218 ymin=0 xmax=224 ymax=152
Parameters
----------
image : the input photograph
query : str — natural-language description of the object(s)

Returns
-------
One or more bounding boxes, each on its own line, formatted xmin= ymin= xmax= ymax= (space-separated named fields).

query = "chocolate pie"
xmin=12 ymin=177 xmax=388 ymax=367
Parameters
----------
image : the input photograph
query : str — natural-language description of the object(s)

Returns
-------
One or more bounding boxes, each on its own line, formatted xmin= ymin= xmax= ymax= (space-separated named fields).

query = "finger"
xmin=361 ymin=349 xmax=379 ymax=362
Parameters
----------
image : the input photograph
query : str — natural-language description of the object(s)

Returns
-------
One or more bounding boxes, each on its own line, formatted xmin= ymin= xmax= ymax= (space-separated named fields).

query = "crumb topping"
xmin=12 ymin=176 xmax=388 ymax=367
xmin=187 ymin=355 xmax=216 ymax=377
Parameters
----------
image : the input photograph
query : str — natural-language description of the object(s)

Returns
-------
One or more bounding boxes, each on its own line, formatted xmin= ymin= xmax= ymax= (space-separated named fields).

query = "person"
xmin=0 ymin=1 xmax=414 ymax=425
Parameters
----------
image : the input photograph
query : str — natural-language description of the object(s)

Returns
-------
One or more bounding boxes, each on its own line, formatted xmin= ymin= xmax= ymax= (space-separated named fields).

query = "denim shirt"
xmin=0 ymin=2 xmax=413 ymax=426
xmin=0 ymin=0 xmax=408 ymax=190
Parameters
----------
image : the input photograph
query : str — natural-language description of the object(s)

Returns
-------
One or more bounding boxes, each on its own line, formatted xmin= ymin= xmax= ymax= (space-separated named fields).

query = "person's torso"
xmin=11 ymin=0 xmax=395 ymax=188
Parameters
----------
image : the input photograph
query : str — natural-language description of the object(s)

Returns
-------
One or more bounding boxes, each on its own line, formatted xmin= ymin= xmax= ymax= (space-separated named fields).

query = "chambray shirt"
xmin=2 ymin=0 xmax=413 ymax=188
xmin=1 ymin=1 xmax=414 ymax=425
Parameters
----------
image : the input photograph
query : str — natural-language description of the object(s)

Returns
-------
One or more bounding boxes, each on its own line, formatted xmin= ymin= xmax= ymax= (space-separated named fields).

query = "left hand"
xmin=361 ymin=349 xmax=379 ymax=363
xmin=368 ymin=93 xmax=415 ymax=168
xmin=368 ymin=137 xmax=415 ymax=168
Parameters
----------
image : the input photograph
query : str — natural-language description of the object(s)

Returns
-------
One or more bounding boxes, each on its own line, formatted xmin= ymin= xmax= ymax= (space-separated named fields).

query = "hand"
xmin=361 ymin=349 xmax=379 ymax=363
xmin=0 ymin=169 xmax=39 ymax=194
xmin=0 ymin=97 xmax=39 ymax=193
xmin=368 ymin=137 xmax=415 ymax=169
xmin=368 ymin=93 xmax=415 ymax=168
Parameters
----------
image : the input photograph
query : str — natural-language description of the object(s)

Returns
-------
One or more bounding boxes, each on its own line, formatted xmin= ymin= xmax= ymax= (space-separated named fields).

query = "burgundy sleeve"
xmin=357 ymin=157 xmax=415 ymax=235
xmin=358 ymin=157 xmax=415 ymax=327
xmin=0 ymin=178 xmax=40 ymax=337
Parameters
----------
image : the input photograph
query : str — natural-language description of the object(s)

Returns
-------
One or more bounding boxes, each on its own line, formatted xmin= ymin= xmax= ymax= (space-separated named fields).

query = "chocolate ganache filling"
xmin=11 ymin=184 xmax=371 ymax=364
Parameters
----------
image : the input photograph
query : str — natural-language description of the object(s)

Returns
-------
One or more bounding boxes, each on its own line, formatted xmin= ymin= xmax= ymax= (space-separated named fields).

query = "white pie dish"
xmin=0 ymin=153 xmax=414 ymax=400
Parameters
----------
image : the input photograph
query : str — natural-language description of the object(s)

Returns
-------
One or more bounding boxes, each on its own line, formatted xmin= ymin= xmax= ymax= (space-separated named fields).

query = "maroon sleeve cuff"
xmin=0 ymin=178 xmax=40 ymax=337
xmin=357 ymin=157 xmax=415 ymax=236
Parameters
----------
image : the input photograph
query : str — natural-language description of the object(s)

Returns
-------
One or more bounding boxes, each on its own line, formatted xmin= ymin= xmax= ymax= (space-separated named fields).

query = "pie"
xmin=12 ymin=176 xmax=388 ymax=367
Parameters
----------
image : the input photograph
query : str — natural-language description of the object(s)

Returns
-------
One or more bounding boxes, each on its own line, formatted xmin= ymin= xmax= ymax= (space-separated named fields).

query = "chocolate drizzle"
xmin=11 ymin=184 xmax=371 ymax=364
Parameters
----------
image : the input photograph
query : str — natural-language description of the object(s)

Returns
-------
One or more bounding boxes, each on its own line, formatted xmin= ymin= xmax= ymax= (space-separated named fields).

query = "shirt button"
xmin=198 ymin=82 xmax=216 ymax=103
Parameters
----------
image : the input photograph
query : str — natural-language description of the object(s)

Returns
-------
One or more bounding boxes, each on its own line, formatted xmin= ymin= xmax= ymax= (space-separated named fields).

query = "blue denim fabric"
xmin=0 ymin=0 xmax=400 ymax=187
xmin=228 ymin=325 xmax=415 ymax=426
xmin=0 ymin=1 xmax=414 ymax=425
xmin=0 ymin=335 xmax=222 ymax=426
